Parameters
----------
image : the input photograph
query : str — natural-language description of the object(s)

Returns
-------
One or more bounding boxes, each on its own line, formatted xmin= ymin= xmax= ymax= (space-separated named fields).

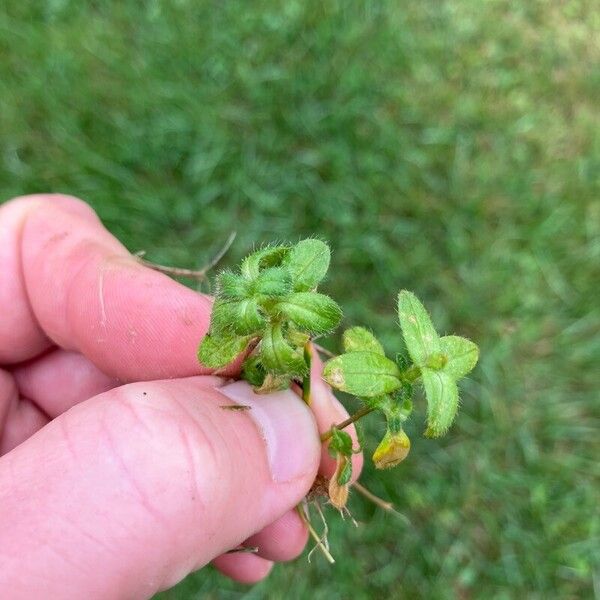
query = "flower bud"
xmin=372 ymin=429 xmax=410 ymax=469
xmin=425 ymin=352 xmax=448 ymax=371
xmin=328 ymin=454 xmax=351 ymax=509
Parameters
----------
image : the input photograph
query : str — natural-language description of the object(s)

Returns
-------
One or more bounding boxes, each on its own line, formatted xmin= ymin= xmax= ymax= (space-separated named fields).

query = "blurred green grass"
xmin=1 ymin=0 xmax=598 ymax=598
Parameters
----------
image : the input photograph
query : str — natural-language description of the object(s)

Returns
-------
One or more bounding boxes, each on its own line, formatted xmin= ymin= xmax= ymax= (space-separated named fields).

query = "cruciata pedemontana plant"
xmin=191 ymin=238 xmax=479 ymax=561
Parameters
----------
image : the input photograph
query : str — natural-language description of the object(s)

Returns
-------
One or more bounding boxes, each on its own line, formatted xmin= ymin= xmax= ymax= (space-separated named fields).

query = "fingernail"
xmin=220 ymin=381 xmax=320 ymax=482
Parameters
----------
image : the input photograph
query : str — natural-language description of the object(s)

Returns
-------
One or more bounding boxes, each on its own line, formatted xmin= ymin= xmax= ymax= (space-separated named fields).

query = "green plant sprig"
xmin=198 ymin=239 xmax=342 ymax=393
xmin=197 ymin=240 xmax=479 ymax=509
xmin=322 ymin=292 xmax=478 ymax=470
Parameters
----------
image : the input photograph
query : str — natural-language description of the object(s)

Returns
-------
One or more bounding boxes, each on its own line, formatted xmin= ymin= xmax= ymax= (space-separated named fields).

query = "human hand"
xmin=0 ymin=195 xmax=362 ymax=598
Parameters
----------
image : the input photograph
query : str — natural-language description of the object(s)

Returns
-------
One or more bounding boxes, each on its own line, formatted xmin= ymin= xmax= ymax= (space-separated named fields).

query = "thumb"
xmin=0 ymin=377 xmax=320 ymax=599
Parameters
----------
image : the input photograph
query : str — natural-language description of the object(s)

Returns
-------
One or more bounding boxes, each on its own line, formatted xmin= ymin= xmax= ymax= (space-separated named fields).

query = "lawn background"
xmin=1 ymin=1 xmax=598 ymax=598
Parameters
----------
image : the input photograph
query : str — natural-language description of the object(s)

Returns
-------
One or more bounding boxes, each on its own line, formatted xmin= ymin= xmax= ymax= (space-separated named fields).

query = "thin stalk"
xmin=201 ymin=231 xmax=237 ymax=272
xmin=135 ymin=231 xmax=236 ymax=280
xmin=353 ymin=482 xmax=394 ymax=512
xmin=296 ymin=504 xmax=335 ymax=564
xmin=302 ymin=378 xmax=311 ymax=404
xmin=225 ymin=546 xmax=259 ymax=554
xmin=135 ymin=257 xmax=210 ymax=280
xmin=302 ymin=343 xmax=312 ymax=405
xmin=353 ymin=482 xmax=411 ymax=524
xmin=320 ymin=406 xmax=375 ymax=442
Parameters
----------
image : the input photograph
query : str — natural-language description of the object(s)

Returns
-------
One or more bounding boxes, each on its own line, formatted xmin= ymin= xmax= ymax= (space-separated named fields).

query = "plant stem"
xmin=352 ymin=482 xmax=410 ymax=523
xmin=135 ymin=257 xmax=211 ymax=280
xmin=352 ymin=482 xmax=392 ymax=511
xmin=296 ymin=504 xmax=335 ymax=564
xmin=225 ymin=546 xmax=259 ymax=554
xmin=320 ymin=406 xmax=375 ymax=442
xmin=302 ymin=343 xmax=312 ymax=405
xmin=135 ymin=231 xmax=236 ymax=280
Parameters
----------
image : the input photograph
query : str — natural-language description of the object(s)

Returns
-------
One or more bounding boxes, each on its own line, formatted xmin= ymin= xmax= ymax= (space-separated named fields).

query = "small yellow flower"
xmin=372 ymin=429 xmax=410 ymax=469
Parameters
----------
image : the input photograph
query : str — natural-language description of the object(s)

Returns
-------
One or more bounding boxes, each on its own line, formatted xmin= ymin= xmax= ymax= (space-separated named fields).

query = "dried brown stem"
xmin=296 ymin=504 xmax=335 ymax=564
xmin=352 ymin=482 xmax=410 ymax=523
xmin=135 ymin=231 xmax=236 ymax=280
xmin=352 ymin=481 xmax=394 ymax=512
xmin=225 ymin=546 xmax=259 ymax=554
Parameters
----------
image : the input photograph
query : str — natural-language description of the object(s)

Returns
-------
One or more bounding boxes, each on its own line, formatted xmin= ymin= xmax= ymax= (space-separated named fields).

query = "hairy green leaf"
xmin=327 ymin=428 xmax=354 ymax=458
xmin=397 ymin=290 xmax=441 ymax=366
xmin=275 ymin=292 xmax=342 ymax=334
xmin=241 ymin=355 xmax=266 ymax=386
xmin=286 ymin=327 xmax=311 ymax=348
xmin=285 ymin=239 xmax=331 ymax=291
xmin=240 ymin=245 xmax=290 ymax=279
xmin=440 ymin=335 xmax=479 ymax=379
xmin=237 ymin=299 xmax=266 ymax=334
xmin=251 ymin=267 xmax=292 ymax=297
xmin=323 ymin=351 xmax=402 ymax=397
xmin=361 ymin=394 xmax=391 ymax=411
xmin=259 ymin=322 xmax=307 ymax=375
xmin=395 ymin=352 xmax=410 ymax=371
xmin=217 ymin=270 xmax=249 ymax=300
xmin=209 ymin=299 xmax=240 ymax=332
xmin=336 ymin=456 xmax=353 ymax=486
xmin=342 ymin=326 xmax=385 ymax=355
xmin=197 ymin=332 xmax=251 ymax=368
xmin=210 ymin=298 xmax=265 ymax=335
xmin=422 ymin=369 xmax=459 ymax=438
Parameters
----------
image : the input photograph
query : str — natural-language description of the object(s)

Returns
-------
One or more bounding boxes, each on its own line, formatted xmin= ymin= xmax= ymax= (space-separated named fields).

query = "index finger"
xmin=0 ymin=194 xmax=218 ymax=381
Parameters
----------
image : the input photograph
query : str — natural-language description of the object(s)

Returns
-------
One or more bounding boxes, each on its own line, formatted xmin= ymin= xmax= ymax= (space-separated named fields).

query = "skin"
xmin=0 ymin=194 xmax=363 ymax=599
